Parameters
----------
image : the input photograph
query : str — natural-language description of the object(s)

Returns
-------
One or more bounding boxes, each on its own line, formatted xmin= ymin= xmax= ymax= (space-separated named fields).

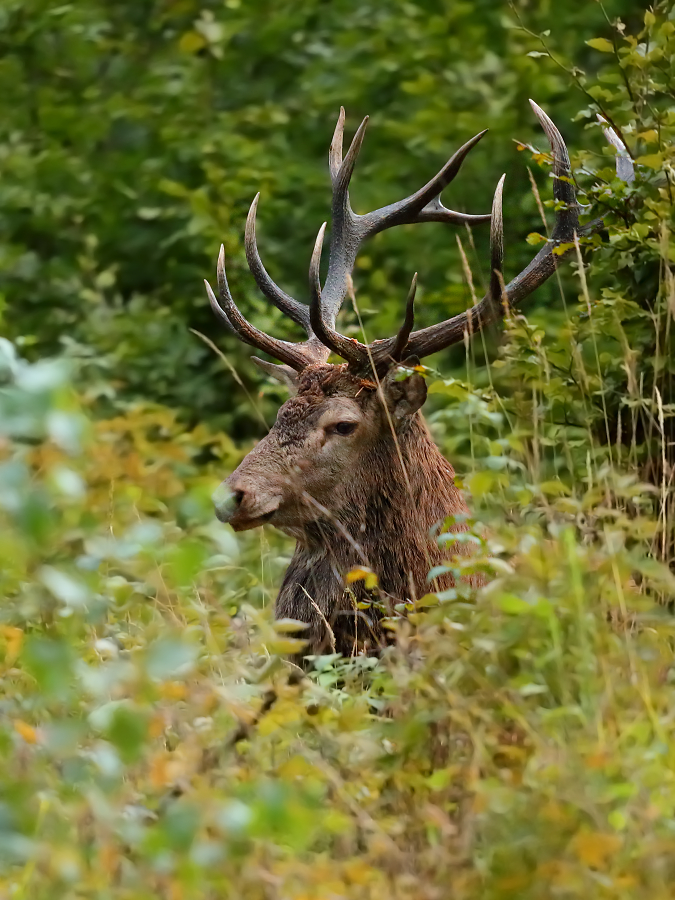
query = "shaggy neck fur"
xmin=276 ymin=412 xmax=468 ymax=656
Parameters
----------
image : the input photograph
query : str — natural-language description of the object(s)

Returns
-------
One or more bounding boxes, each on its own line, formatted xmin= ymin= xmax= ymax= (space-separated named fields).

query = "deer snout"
xmin=213 ymin=479 xmax=281 ymax=531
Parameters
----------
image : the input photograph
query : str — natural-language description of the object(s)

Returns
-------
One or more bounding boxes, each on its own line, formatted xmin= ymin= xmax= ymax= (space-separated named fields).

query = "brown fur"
xmin=215 ymin=364 xmax=474 ymax=657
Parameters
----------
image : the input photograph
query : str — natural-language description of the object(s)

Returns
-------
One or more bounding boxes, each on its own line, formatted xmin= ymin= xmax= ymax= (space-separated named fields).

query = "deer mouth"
xmin=228 ymin=507 xmax=278 ymax=532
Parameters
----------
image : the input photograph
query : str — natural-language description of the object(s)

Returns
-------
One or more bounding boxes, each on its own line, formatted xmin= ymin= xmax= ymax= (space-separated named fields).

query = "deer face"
xmin=213 ymin=365 xmax=427 ymax=534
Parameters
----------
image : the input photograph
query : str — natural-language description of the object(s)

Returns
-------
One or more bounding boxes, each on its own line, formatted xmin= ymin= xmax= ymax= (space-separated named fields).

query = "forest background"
xmin=2 ymin=0 xmax=675 ymax=897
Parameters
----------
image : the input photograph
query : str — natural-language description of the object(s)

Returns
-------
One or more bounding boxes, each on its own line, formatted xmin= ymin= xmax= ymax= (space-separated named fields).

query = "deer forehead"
xmin=274 ymin=393 xmax=372 ymax=441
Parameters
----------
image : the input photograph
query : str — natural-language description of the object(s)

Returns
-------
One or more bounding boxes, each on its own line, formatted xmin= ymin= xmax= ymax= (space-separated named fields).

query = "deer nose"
xmin=213 ymin=480 xmax=281 ymax=530
xmin=212 ymin=483 xmax=241 ymax=524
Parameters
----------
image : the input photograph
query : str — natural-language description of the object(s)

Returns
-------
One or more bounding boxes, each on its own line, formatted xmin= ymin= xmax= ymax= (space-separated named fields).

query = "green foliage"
xmin=3 ymin=2 xmax=675 ymax=899
xmin=0 ymin=0 xmax=638 ymax=435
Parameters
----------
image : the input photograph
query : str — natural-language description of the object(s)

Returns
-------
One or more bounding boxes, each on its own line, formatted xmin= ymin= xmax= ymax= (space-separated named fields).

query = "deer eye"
xmin=332 ymin=421 xmax=357 ymax=436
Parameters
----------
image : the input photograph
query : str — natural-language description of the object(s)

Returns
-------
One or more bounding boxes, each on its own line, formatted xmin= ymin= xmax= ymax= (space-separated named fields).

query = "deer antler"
xmin=313 ymin=100 xmax=580 ymax=375
xmin=205 ymin=107 xmax=491 ymax=374
xmin=394 ymin=101 xmax=580 ymax=364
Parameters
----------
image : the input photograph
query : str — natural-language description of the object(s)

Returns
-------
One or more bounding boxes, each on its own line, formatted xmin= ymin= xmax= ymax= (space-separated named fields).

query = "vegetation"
xmin=2 ymin=1 xmax=675 ymax=897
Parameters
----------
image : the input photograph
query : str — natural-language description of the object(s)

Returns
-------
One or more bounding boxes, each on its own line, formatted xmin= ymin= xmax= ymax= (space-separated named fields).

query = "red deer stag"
xmin=206 ymin=101 xmax=579 ymax=658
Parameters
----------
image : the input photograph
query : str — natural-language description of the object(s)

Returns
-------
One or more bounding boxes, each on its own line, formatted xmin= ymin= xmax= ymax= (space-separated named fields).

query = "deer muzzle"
xmin=212 ymin=479 xmax=281 ymax=532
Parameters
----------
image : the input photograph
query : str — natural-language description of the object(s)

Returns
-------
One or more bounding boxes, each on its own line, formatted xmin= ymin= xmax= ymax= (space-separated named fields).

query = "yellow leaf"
xmin=278 ymin=754 xmax=316 ymax=779
xmin=149 ymin=752 xmax=171 ymax=788
xmin=343 ymin=859 xmax=377 ymax=885
xmin=644 ymin=9 xmax=656 ymax=27
xmin=539 ymin=479 xmax=571 ymax=496
xmin=526 ymin=232 xmax=547 ymax=245
xmin=274 ymin=618 xmax=310 ymax=633
xmin=98 ymin=843 xmax=119 ymax=876
xmin=572 ymin=831 xmax=622 ymax=868
xmin=267 ymin=637 xmax=308 ymax=655
xmin=586 ymin=38 xmax=615 ymax=52
xmin=14 ymin=720 xmax=38 ymax=744
xmin=159 ymin=681 xmax=187 ymax=700
xmin=346 ymin=567 xmax=378 ymax=589
xmin=150 ymin=711 xmax=169 ymax=739
xmin=1 ymin=626 xmax=23 ymax=665
xmin=586 ymin=751 xmax=609 ymax=769
xmin=179 ymin=31 xmax=206 ymax=53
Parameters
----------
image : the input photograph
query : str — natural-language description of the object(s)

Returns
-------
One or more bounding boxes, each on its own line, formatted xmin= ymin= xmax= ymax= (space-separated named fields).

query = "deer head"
xmin=207 ymin=101 xmax=579 ymax=540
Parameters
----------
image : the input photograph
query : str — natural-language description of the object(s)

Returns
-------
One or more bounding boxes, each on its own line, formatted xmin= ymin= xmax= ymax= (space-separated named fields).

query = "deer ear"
xmin=251 ymin=357 xmax=299 ymax=395
xmin=381 ymin=368 xmax=427 ymax=421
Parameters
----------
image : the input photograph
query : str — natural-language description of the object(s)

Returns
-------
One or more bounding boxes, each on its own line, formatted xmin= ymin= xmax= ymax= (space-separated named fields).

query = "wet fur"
xmin=275 ymin=367 xmax=472 ymax=657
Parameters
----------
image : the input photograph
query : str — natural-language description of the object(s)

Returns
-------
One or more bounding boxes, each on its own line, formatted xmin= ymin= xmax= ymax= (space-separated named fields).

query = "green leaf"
xmin=497 ymin=593 xmax=532 ymax=615
xmin=23 ymin=636 xmax=73 ymax=698
xmin=179 ymin=31 xmax=206 ymax=53
xmin=106 ymin=703 xmax=149 ymax=764
xmin=468 ymin=470 xmax=497 ymax=497
xmin=586 ymin=38 xmax=615 ymax=52
xmin=147 ymin=637 xmax=198 ymax=681
xmin=39 ymin=566 xmax=90 ymax=608
xmin=636 ymin=153 xmax=663 ymax=168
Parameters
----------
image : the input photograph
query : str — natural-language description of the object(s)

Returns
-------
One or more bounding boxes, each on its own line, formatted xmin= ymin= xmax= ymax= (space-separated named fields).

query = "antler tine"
xmin=390 ymin=273 xmax=418 ymax=363
xmin=309 ymin=222 xmax=367 ymax=367
xmin=329 ymin=106 xmax=346 ymax=184
xmin=244 ymin=194 xmax=312 ymax=332
xmin=393 ymin=103 xmax=579 ymax=361
xmin=488 ymin=175 xmax=505 ymax=306
xmin=363 ymin=129 xmax=491 ymax=233
xmin=414 ymin=194 xmax=493 ymax=227
xmin=368 ymin=176 xmax=505 ymax=369
xmin=334 ymin=115 xmax=369 ymax=198
xmin=491 ymin=100 xmax=579 ymax=307
xmin=207 ymin=246 xmax=314 ymax=372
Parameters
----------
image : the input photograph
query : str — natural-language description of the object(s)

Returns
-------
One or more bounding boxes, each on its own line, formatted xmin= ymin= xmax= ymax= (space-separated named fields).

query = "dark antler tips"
xmin=466 ymin=128 xmax=489 ymax=149
xmin=389 ymin=272 xmax=418 ymax=363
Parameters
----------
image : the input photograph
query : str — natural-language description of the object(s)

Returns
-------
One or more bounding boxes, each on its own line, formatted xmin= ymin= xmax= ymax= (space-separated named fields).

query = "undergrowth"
xmin=1 ymin=6 xmax=675 ymax=899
